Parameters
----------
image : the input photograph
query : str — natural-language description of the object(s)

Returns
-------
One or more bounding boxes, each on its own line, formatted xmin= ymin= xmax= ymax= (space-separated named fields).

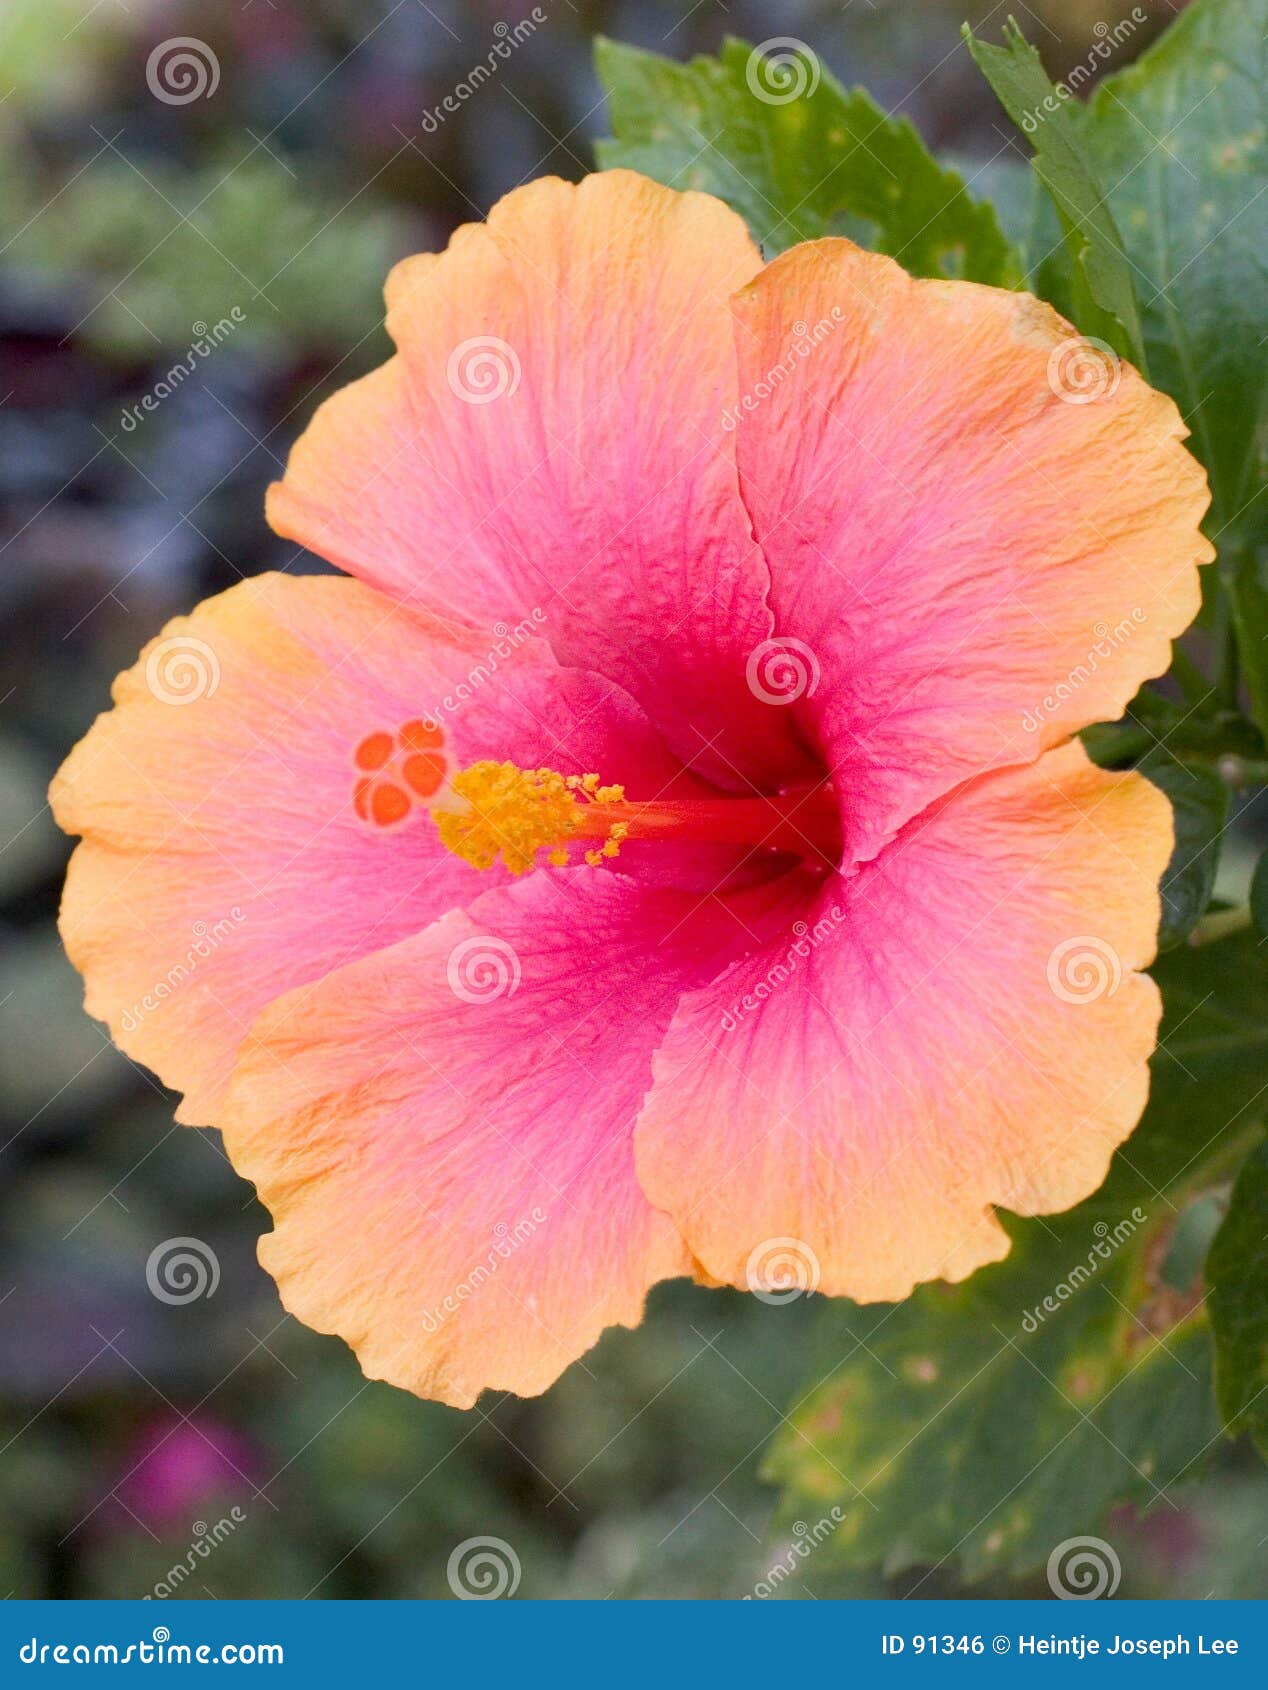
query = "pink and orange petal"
xmin=49 ymin=166 xmax=1217 ymax=1408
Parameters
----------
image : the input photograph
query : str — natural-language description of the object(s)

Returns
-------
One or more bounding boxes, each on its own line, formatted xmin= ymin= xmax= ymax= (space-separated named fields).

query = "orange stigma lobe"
xmin=352 ymin=718 xmax=450 ymax=830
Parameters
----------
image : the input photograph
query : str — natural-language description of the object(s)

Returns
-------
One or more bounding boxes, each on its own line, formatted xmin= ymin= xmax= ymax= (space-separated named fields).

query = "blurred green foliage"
xmin=8 ymin=155 xmax=408 ymax=359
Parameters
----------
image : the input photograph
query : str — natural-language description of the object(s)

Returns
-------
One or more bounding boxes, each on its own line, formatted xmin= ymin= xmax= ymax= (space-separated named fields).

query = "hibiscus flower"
xmin=52 ymin=171 xmax=1212 ymax=1408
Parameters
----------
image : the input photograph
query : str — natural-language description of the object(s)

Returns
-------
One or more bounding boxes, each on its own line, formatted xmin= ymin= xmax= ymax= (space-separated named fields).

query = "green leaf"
xmin=1226 ymin=559 xmax=1268 ymax=739
xmin=595 ymin=36 xmax=1019 ymax=282
xmin=1208 ymin=1141 xmax=1268 ymax=1454
xmin=1140 ymin=754 xmax=1230 ymax=948
xmin=945 ymin=151 xmax=1067 ymax=298
xmin=1077 ymin=0 xmax=1268 ymax=729
xmin=1081 ymin=0 xmax=1268 ymax=550
xmin=971 ymin=1 xmax=1268 ymax=736
xmin=765 ymin=933 xmax=1268 ymax=1579
xmin=1251 ymin=851 xmax=1268 ymax=942
xmin=963 ymin=18 xmax=1143 ymax=362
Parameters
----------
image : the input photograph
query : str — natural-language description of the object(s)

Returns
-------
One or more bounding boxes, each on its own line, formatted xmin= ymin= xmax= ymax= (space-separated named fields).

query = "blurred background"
xmin=5 ymin=0 xmax=1260 ymax=1601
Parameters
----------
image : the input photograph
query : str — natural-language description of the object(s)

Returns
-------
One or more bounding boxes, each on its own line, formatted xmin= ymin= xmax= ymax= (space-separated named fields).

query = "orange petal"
xmin=216 ymin=875 xmax=747 ymax=1406
xmin=50 ymin=574 xmax=686 ymax=1124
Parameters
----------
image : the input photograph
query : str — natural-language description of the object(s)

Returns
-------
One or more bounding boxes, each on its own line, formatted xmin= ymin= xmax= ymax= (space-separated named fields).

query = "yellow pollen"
xmin=433 ymin=759 xmax=627 ymax=875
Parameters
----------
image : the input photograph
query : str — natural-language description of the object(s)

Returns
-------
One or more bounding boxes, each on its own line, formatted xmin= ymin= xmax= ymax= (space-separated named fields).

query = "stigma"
xmin=350 ymin=729 xmax=841 ymax=874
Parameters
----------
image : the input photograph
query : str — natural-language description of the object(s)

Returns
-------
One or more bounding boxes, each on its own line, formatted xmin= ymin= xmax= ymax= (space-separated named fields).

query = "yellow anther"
xmin=585 ymin=821 xmax=628 ymax=867
xmin=433 ymin=759 xmax=626 ymax=875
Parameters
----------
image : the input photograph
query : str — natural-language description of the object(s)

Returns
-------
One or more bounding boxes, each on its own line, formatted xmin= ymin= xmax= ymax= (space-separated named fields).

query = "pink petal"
xmin=267 ymin=171 xmax=810 ymax=790
xmin=51 ymin=573 xmax=684 ymax=1123
xmin=729 ymin=239 xmax=1213 ymax=864
xmin=218 ymin=870 xmax=806 ymax=1406
xmin=636 ymin=743 xmax=1170 ymax=1301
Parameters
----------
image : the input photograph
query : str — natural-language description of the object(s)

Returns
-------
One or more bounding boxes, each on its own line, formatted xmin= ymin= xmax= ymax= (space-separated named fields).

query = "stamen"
xmin=433 ymin=760 xmax=627 ymax=875
xmin=431 ymin=759 xmax=840 ymax=875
